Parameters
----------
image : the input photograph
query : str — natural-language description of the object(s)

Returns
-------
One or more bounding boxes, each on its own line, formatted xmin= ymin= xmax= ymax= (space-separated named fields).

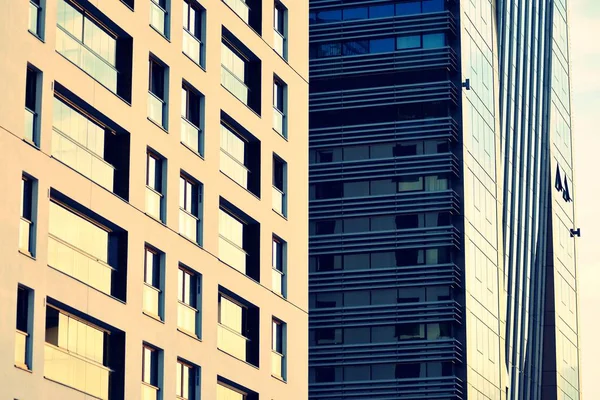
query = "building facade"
xmin=0 ymin=0 xmax=308 ymax=399
xmin=308 ymin=0 xmax=580 ymax=399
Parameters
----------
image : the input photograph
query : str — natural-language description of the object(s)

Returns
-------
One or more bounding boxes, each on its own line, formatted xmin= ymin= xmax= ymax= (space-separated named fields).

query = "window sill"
xmin=271 ymin=374 xmax=286 ymax=383
xmin=272 ymin=208 xmax=288 ymax=220
xmin=271 ymin=289 xmax=286 ymax=300
xmin=22 ymin=137 xmax=40 ymax=149
xmin=147 ymin=117 xmax=169 ymax=133
xmin=14 ymin=364 xmax=32 ymax=373
xmin=181 ymin=142 xmax=205 ymax=160
xmin=144 ymin=211 xmax=166 ymax=225
xmin=28 ymin=29 xmax=44 ymax=43
xmin=273 ymin=128 xmax=288 ymax=141
xmin=217 ymin=348 xmax=259 ymax=370
xmin=178 ymin=233 xmax=203 ymax=249
xmin=150 ymin=24 xmax=171 ymax=42
xmin=182 ymin=51 xmax=206 ymax=71
xmin=142 ymin=311 xmax=164 ymax=323
xmin=18 ymin=249 xmax=36 ymax=260
xmin=177 ymin=328 xmax=202 ymax=342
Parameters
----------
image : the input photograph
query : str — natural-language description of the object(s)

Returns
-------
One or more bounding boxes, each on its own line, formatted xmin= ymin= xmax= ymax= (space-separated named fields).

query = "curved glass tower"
xmin=308 ymin=0 xmax=581 ymax=399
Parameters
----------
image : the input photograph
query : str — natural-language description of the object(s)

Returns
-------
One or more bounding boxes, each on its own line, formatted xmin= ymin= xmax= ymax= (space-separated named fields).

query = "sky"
xmin=569 ymin=0 xmax=600 ymax=398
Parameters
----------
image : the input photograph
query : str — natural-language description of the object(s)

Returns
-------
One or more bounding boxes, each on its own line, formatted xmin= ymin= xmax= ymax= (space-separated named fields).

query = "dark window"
xmin=176 ymin=359 xmax=199 ymax=399
xmin=396 ymin=363 xmax=422 ymax=378
xmin=142 ymin=344 xmax=160 ymax=387
xmin=313 ymin=254 xmax=342 ymax=271
xmin=24 ymin=66 xmax=40 ymax=144
xmin=315 ymin=367 xmax=339 ymax=383
xmin=148 ymin=57 xmax=168 ymax=128
xmin=396 ymin=323 xmax=424 ymax=340
xmin=314 ymin=182 xmax=342 ymax=199
xmin=396 ymin=1 xmax=421 ymax=15
xmin=342 ymin=40 xmax=369 ymax=56
xmin=179 ymin=173 xmax=202 ymax=244
xmin=343 ymin=253 xmax=370 ymax=270
xmin=344 ymin=217 xmax=369 ymax=233
xmin=342 ymin=7 xmax=368 ymax=20
xmin=316 ymin=10 xmax=341 ymax=23
xmin=15 ymin=286 xmax=32 ymax=369
xmin=423 ymin=0 xmax=445 ymax=13
xmin=317 ymin=43 xmax=341 ymax=58
xmin=396 ymin=214 xmax=419 ymax=229
xmin=370 ymin=37 xmax=395 ymax=53
xmin=315 ymin=220 xmax=338 ymax=235
xmin=183 ymin=0 xmax=205 ymax=66
xmin=395 ymin=143 xmax=418 ymax=156
xmin=369 ymin=4 xmax=395 ymax=18
xmin=273 ymin=155 xmax=286 ymax=215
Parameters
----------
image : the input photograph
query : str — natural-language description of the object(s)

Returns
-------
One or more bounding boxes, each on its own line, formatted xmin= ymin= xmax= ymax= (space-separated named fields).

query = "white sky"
xmin=569 ymin=0 xmax=600 ymax=397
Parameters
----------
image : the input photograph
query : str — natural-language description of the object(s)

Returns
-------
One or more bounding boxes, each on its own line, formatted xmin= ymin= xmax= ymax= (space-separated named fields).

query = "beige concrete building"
xmin=0 ymin=0 xmax=308 ymax=398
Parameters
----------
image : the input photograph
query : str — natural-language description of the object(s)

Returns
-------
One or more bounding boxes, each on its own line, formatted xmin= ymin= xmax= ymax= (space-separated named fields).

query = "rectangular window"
xmin=150 ymin=0 xmax=169 ymax=37
xmin=183 ymin=0 xmax=205 ymax=66
xmin=396 ymin=35 xmax=421 ymax=49
xmin=273 ymin=78 xmax=287 ymax=136
xmin=148 ymin=57 xmax=168 ymax=128
xmin=271 ymin=319 xmax=286 ymax=379
xmin=15 ymin=285 xmax=33 ymax=370
xmin=217 ymin=381 xmax=254 ymax=400
xmin=24 ymin=66 xmax=41 ymax=144
xmin=179 ymin=173 xmax=202 ymax=244
xmin=181 ymin=84 xmax=204 ymax=154
xmin=146 ymin=150 xmax=165 ymax=221
xmin=217 ymin=291 xmax=259 ymax=366
xmin=28 ymin=0 xmax=43 ymax=37
xmin=56 ymin=0 xmax=118 ymax=91
xmin=142 ymin=344 xmax=161 ymax=399
xmin=143 ymin=245 xmax=163 ymax=320
xmin=51 ymin=96 xmax=117 ymax=191
xmin=176 ymin=359 xmax=200 ymax=400
xmin=272 ymin=155 xmax=286 ymax=216
xmin=221 ymin=41 xmax=249 ymax=104
xmin=45 ymin=305 xmax=113 ymax=398
xmin=218 ymin=209 xmax=246 ymax=274
xmin=19 ymin=175 xmax=36 ymax=255
xmin=178 ymin=265 xmax=201 ymax=336
xmin=220 ymin=123 xmax=249 ymax=188
xmin=273 ymin=2 xmax=287 ymax=59
xmin=272 ymin=236 xmax=285 ymax=296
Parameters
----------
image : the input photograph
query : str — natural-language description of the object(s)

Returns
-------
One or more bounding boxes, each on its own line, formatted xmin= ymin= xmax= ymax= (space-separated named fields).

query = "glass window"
xmin=397 ymin=35 xmax=421 ymax=49
xmin=272 ymin=237 xmax=284 ymax=272
xmin=316 ymin=10 xmax=341 ymax=23
xmin=144 ymin=247 xmax=160 ymax=288
xmin=369 ymin=4 xmax=394 ymax=18
xmin=343 ymin=217 xmax=369 ymax=233
xmin=423 ymin=33 xmax=445 ymax=48
xmin=422 ymin=0 xmax=444 ymax=13
xmin=342 ymin=40 xmax=369 ymax=56
xmin=369 ymin=37 xmax=395 ymax=54
xmin=176 ymin=359 xmax=197 ymax=399
xmin=317 ymin=43 xmax=341 ymax=58
xmin=395 ymin=1 xmax=421 ymax=16
xmin=218 ymin=295 xmax=245 ymax=335
xmin=217 ymin=383 xmax=246 ymax=400
xmin=343 ymin=253 xmax=370 ymax=270
xmin=342 ymin=7 xmax=368 ymax=20
xmin=142 ymin=345 xmax=159 ymax=386
xmin=397 ymin=176 xmax=424 ymax=192
xmin=178 ymin=267 xmax=196 ymax=307
xmin=146 ymin=152 xmax=162 ymax=191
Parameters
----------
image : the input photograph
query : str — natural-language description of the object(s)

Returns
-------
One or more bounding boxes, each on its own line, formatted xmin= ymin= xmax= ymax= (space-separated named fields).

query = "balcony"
xmin=273 ymin=107 xmax=284 ymax=135
xmin=274 ymin=30 xmax=285 ymax=58
xmin=15 ymin=330 xmax=28 ymax=368
xmin=143 ymin=283 xmax=161 ymax=318
xmin=148 ymin=92 xmax=165 ymax=127
xmin=51 ymin=128 xmax=115 ymax=191
xmin=218 ymin=236 xmax=246 ymax=274
xmin=149 ymin=0 xmax=166 ymax=36
xmin=44 ymin=343 xmax=111 ymax=400
xmin=28 ymin=1 xmax=39 ymax=35
xmin=183 ymin=29 xmax=201 ymax=65
xmin=223 ymin=0 xmax=249 ymax=23
xmin=47 ymin=235 xmax=112 ymax=295
xmin=221 ymin=66 xmax=249 ymax=104
xmin=178 ymin=301 xmax=197 ymax=335
xmin=272 ymin=268 xmax=283 ymax=295
xmin=141 ymin=382 xmax=159 ymax=400
xmin=271 ymin=350 xmax=283 ymax=378
xmin=145 ymin=186 xmax=162 ymax=220
xmin=19 ymin=217 xmax=32 ymax=254
xmin=217 ymin=324 xmax=248 ymax=360
xmin=24 ymin=108 xmax=35 ymax=142
xmin=220 ymin=149 xmax=249 ymax=188
xmin=181 ymin=117 xmax=201 ymax=153
xmin=55 ymin=27 xmax=117 ymax=93
xmin=179 ymin=208 xmax=198 ymax=242
xmin=272 ymin=186 xmax=284 ymax=215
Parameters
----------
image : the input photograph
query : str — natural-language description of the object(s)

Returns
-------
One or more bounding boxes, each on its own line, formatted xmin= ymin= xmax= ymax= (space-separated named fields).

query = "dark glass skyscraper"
xmin=308 ymin=1 xmax=580 ymax=399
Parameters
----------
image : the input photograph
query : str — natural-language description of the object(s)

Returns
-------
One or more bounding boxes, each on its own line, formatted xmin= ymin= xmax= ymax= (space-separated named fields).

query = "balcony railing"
xmin=47 ymin=234 xmax=113 ymax=295
xmin=221 ymin=66 xmax=249 ymax=104
xmin=141 ymin=382 xmax=159 ymax=400
xmin=273 ymin=107 xmax=285 ymax=135
xmin=181 ymin=117 xmax=201 ymax=153
xmin=24 ymin=108 xmax=35 ymax=142
xmin=28 ymin=1 xmax=39 ymax=35
xmin=149 ymin=0 xmax=166 ymax=36
xmin=217 ymin=323 xmax=248 ymax=360
xmin=15 ymin=330 xmax=28 ymax=368
xmin=218 ymin=236 xmax=246 ymax=274
xmin=179 ymin=208 xmax=198 ymax=242
xmin=271 ymin=350 xmax=283 ymax=378
xmin=272 ymin=268 xmax=283 ymax=295
xmin=272 ymin=186 xmax=285 ymax=215
xmin=183 ymin=29 xmax=201 ymax=65
xmin=51 ymin=128 xmax=115 ymax=191
xmin=220 ymin=149 xmax=249 ymax=188
xmin=143 ymin=283 xmax=161 ymax=318
xmin=274 ymin=30 xmax=285 ymax=58
xmin=148 ymin=91 xmax=165 ymax=127
xmin=45 ymin=343 xmax=111 ymax=400
xmin=145 ymin=186 xmax=162 ymax=220
xmin=55 ymin=26 xmax=117 ymax=92
xmin=223 ymin=0 xmax=249 ymax=23
xmin=19 ymin=217 xmax=32 ymax=254
xmin=178 ymin=301 xmax=197 ymax=335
